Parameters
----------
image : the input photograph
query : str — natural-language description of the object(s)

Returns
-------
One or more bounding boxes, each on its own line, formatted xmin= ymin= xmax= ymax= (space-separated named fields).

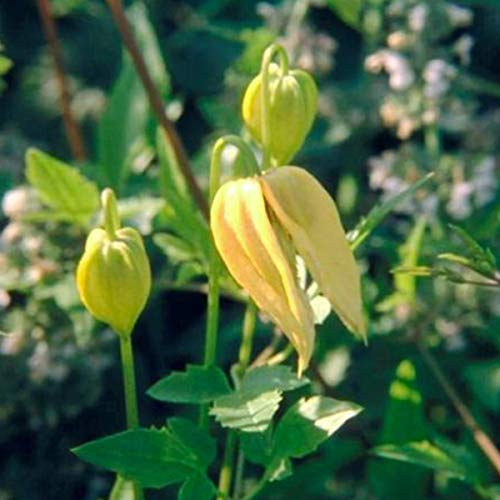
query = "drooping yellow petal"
xmin=260 ymin=166 xmax=366 ymax=340
xmin=211 ymin=178 xmax=315 ymax=373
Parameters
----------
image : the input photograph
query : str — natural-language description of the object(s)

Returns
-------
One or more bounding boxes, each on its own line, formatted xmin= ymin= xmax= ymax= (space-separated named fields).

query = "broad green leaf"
xmin=465 ymin=360 xmax=500 ymax=413
xmin=273 ymin=396 xmax=362 ymax=459
xmin=210 ymin=390 xmax=282 ymax=433
xmin=178 ymin=472 xmax=215 ymax=500
xmin=168 ymin=418 xmax=216 ymax=468
xmin=372 ymin=441 xmax=468 ymax=480
xmin=241 ymin=365 xmax=310 ymax=394
xmin=368 ymin=360 xmax=429 ymax=500
xmin=72 ymin=427 xmax=204 ymax=488
xmin=240 ymin=427 xmax=273 ymax=465
xmin=326 ymin=0 xmax=363 ymax=29
xmin=147 ymin=365 xmax=232 ymax=404
xmin=25 ymin=148 xmax=99 ymax=225
xmin=348 ymin=173 xmax=434 ymax=251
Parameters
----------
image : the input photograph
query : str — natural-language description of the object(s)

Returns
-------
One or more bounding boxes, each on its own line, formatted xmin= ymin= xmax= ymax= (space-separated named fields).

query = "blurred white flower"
xmin=446 ymin=4 xmax=473 ymax=28
xmin=454 ymin=35 xmax=474 ymax=66
xmin=447 ymin=180 xmax=473 ymax=219
xmin=1 ymin=187 xmax=37 ymax=218
xmin=472 ymin=156 xmax=497 ymax=206
xmin=423 ymin=59 xmax=457 ymax=99
xmin=365 ymin=50 xmax=415 ymax=90
xmin=1 ymin=222 xmax=23 ymax=245
xmin=408 ymin=4 xmax=428 ymax=33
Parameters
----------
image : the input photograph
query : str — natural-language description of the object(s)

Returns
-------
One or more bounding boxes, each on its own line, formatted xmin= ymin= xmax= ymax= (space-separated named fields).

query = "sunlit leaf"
xmin=273 ymin=396 xmax=362 ymax=459
xmin=25 ymin=148 xmax=99 ymax=225
xmin=210 ymin=390 xmax=282 ymax=433
xmin=372 ymin=441 xmax=468 ymax=480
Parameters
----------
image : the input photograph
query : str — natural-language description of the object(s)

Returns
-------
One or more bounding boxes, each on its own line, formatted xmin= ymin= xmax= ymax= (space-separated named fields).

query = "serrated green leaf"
xmin=240 ymin=365 xmax=310 ymax=394
xmin=147 ymin=365 xmax=232 ymax=404
xmin=348 ymin=173 xmax=434 ymax=251
xmin=178 ymin=472 xmax=215 ymax=500
xmin=210 ymin=390 xmax=282 ymax=433
xmin=371 ymin=441 xmax=468 ymax=480
xmin=72 ymin=427 xmax=203 ymax=488
xmin=273 ymin=396 xmax=362 ymax=459
xmin=168 ymin=418 xmax=216 ymax=467
xmin=25 ymin=148 xmax=99 ymax=225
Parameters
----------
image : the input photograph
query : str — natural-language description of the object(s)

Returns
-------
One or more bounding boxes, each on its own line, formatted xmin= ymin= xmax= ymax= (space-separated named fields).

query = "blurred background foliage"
xmin=0 ymin=0 xmax=499 ymax=498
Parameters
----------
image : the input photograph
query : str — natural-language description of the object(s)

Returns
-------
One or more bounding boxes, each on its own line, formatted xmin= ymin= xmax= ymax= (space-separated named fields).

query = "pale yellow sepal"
xmin=260 ymin=167 xmax=366 ymax=340
xmin=211 ymin=178 xmax=315 ymax=374
xmin=76 ymin=225 xmax=151 ymax=337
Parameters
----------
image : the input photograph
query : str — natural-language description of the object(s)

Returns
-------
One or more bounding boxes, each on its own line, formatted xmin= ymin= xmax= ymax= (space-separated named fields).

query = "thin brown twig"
xmin=416 ymin=338 xmax=500 ymax=477
xmin=105 ymin=0 xmax=209 ymax=219
xmin=35 ymin=0 xmax=86 ymax=161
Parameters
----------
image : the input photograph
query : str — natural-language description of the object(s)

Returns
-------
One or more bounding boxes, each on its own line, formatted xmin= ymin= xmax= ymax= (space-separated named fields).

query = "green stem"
xmin=102 ymin=188 xmax=120 ymax=239
xmin=267 ymin=343 xmax=294 ymax=366
xmin=217 ymin=302 xmax=258 ymax=498
xmin=217 ymin=430 xmax=238 ymax=499
xmin=236 ymin=301 xmax=257 ymax=377
xmin=119 ymin=334 xmax=140 ymax=428
xmin=260 ymin=44 xmax=289 ymax=170
xmin=118 ymin=334 xmax=143 ymax=499
xmin=233 ymin=448 xmax=246 ymax=500
xmin=242 ymin=475 xmax=267 ymax=500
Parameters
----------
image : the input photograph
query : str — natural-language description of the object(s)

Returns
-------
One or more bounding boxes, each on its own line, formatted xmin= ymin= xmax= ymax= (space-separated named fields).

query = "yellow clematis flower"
xmin=211 ymin=166 xmax=365 ymax=374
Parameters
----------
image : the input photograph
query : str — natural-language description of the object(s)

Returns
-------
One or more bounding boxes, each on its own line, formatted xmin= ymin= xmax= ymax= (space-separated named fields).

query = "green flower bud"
xmin=76 ymin=189 xmax=151 ymax=336
xmin=242 ymin=53 xmax=318 ymax=165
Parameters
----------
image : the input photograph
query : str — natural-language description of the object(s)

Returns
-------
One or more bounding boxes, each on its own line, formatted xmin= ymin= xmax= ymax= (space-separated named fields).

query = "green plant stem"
xmin=217 ymin=430 xmax=238 ymax=499
xmin=233 ymin=448 xmax=246 ymax=500
xmin=236 ymin=301 xmax=257 ymax=377
xmin=242 ymin=475 xmax=267 ymax=500
xmin=260 ymin=44 xmax=289 ymax=170
xmin=267 ymin=343 xmax=294 ymax=366
xmin=118 ymin=334 xmax=143 ymax=499
xmin=217 ymin=302 xmax=258 ymax=499
xmin=119 ymin=334 xmax=140 ymax=429
xmin=105 ymin=0 xmax=208 ymax=219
